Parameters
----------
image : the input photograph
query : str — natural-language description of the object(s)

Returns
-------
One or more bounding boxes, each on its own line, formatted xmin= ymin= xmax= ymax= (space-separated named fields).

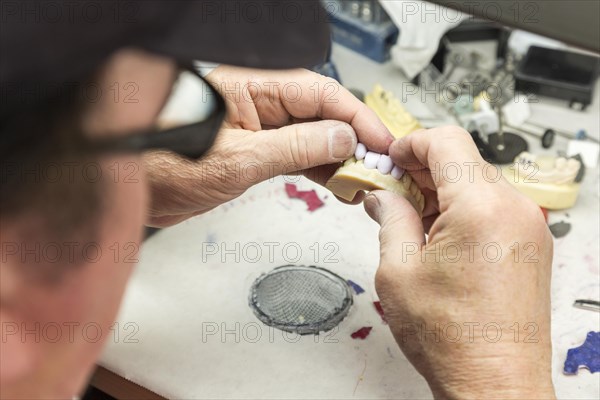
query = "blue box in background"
xmin=326 ymin=0 xmax=399 ymax=63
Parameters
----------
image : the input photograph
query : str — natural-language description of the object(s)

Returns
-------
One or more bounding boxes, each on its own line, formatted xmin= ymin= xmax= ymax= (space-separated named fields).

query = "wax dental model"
xmin=501 ymin=151 xmax=583 ymax=209
xmin=326 ymin=85 xmax=425 ymax=215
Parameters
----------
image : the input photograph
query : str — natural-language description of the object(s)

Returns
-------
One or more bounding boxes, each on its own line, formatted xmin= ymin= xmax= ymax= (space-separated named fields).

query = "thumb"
xmin=364 ymin=190 xmax=425 ymax=264
xmin=252 ymin=120 xmax=357 ymax=178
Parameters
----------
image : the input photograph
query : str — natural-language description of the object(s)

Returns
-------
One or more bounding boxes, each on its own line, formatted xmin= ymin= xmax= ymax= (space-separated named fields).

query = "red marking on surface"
xmin=540 ymin=207 xmax=548 ymax=223
xmin=351 ymin=327 xmax=373 ymax=339
xmin=285 ymin=183 xmax=298 ymax=197
xmin=373 ymin=301 xmax=387 ymax=323
xmin=284 ymin=183 xmax=324 ymax=212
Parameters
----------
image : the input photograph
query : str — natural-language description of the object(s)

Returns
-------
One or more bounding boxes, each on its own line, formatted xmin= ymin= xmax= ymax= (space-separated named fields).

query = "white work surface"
xmin=100 ymin=44 xmax=600 ymax=399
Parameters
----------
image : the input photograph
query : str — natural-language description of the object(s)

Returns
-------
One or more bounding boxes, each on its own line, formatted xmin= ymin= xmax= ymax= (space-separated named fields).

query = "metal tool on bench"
xmin=423 ymin=1 xmax=600 ymax=160
xmin=419 ymin=42 xmax=528 ymax=164
xmin=483 ymin=104 xmax=529 ymax=164
xmin=573 ymin=300 xmax=600 ymax=312
xmin=249 ymin=265 xmax=353 ymax=335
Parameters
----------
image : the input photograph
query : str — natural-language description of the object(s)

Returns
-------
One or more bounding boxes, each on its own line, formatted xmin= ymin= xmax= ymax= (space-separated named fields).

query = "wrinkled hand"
xmin=145 ymin=66 xmax=392 ymax=227
xmin=364 ymin=127 xmax=555 ymax=399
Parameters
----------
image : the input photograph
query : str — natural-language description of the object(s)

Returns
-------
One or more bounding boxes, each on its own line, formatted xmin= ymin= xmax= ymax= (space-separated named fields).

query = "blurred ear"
xmin=0 ymin=308 xmax=37 ymax=386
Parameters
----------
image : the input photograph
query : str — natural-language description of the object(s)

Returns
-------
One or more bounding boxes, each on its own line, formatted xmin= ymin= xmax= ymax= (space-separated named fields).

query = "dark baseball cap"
xmin=0 ymin=0 xmax=331 ymax=120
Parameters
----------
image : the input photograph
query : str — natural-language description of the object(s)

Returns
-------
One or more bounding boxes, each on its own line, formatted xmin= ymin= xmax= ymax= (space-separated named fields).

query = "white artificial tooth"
xmin=377 ymin=155 xmax=394 ymax=174
xmin=355 ymin=143 xmax=367 ymax=160
xmin=391 ymin=165 xmax=405 ymax=180
xmin=556 ymin=157 xmax=567 ymax=170
xmin=363 ymin=151 xmax=380 ymax=169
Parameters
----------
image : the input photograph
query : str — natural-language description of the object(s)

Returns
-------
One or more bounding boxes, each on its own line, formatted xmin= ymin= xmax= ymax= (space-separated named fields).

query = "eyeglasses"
xmin=87 ymin=64 xmax=226 ymax=159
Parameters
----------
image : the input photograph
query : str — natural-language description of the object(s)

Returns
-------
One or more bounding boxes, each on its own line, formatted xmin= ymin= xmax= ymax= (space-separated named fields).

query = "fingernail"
xmin=363 ymin=193 xmax=381 ymax=222
xmin=391 ymin=137 xmax=406 ymax=148
xmin=389 ymin=137 xmax=407 ymax=157
xmin=329 ymin=124 xmax=356 ymax=159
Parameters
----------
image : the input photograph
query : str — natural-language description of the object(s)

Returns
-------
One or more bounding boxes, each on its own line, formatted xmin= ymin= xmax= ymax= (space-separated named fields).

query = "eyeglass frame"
xmin=87 ymin=63 xmax=226 ymax=160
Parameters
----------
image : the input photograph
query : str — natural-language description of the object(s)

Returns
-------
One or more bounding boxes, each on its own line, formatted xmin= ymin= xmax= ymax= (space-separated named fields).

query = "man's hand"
xmin=144 ymin=66 xmax=393 ymax=227
xmin=364 ymin=127 xmax=556 ymax=399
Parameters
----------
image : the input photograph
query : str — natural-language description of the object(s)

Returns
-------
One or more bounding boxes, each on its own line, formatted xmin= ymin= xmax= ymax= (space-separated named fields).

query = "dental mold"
xmin=513 ymin=152 xmax=581 ymax=184
xmin=326 ymin=85 xmax=425 ymax=215
xmin=326 ymin=153 xmax=425 ymax=215
xmin=501 ymin=151 xmax=583 ymax=210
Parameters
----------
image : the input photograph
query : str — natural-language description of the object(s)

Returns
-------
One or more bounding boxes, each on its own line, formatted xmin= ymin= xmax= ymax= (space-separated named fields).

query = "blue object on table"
xmin=575 ymin=129 xmax=587 ymax=140
xmin=563 ymin=331 xmax=600 ymax=374
xmin=328 ymin=8 xmax=399 ymax=63
xmin=347 ymin=279 xmax=365 ymax=295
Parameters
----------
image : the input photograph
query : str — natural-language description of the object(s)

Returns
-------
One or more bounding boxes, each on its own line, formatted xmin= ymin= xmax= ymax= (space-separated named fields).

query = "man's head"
xmin=0 ymin=1 xmax=330 ymax=396
xmin=0 ymin=48 xmax=176 ymax=398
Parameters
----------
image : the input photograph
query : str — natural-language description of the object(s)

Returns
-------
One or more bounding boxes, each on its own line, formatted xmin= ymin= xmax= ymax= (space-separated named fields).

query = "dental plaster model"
xmin=365 ymin=84 xmax=422 ymax=138
xmin=326 ymin=85 xmax=425 ymax=215
xmin=501 ymin=151 xmax=583 ymax=210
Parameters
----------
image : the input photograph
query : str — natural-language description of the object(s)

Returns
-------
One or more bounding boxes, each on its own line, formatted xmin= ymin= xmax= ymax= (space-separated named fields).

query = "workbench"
xmin=94 ymin=44 xmax=600 ymax=399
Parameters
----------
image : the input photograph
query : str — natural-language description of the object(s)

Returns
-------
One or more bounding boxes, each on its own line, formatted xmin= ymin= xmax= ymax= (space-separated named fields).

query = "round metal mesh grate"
xmin=249 ymin=265 xmax=353 ymax=335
